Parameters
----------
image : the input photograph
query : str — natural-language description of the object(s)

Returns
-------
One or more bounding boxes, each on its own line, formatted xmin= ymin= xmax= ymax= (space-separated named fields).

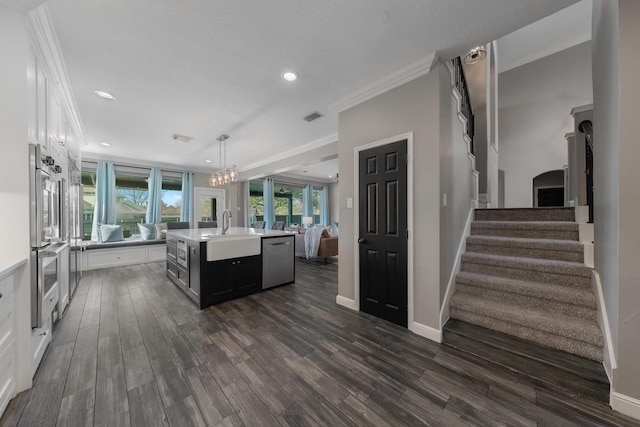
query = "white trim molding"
xmin=409 ymin=321 xmax=442 ymax=343
xmin=353 ymin=132 xmax=414 ymax=327
xmin=611 ymin=392 xmax=640 ymax=421
xmin=242 ymin=133 xmax=338 ymax=172
xmin=335 ymin=295 xmax=357 ymax=311
xmin=332 ymin=53 xmax=438 ymax=113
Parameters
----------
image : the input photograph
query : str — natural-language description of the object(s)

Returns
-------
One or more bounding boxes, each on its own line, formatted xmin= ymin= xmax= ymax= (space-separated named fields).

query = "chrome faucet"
xmin=222 ymin=209 xmax=232 ymax=235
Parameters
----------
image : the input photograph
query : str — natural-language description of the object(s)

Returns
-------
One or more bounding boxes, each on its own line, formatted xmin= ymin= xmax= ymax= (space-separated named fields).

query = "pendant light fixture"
xmin=209 ymin=134 xmax=238 ymax=187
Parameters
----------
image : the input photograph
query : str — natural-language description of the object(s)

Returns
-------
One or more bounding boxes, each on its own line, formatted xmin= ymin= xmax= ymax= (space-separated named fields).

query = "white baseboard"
xmin=335 ymin=295 xmax=357 ymax=311
xmin=409 ymin=321 xmax=442 ymax=343
xmin=612 ymin=391 xmax=640 ymax=421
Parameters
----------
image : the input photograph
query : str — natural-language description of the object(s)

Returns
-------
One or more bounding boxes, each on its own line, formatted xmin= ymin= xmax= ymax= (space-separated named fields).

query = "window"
xmin=312 ymin=187 xmax=322 ymax=224
xmin=115 ymin=174 xmax=148 ymax=238
xmin=161 ymin=177 xmax=182 ymax=222
xmin=81 ymin=163 xmax=183 ymax=239
xmin=249 ymin=180 xmax=264 ymax=226
xmin=81 ymin=171 xmax=96 ymax=240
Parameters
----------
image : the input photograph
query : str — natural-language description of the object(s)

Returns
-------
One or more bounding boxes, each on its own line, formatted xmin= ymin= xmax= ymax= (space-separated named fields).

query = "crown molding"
xmin=241 ymin=133 xmax=338 ymax=172
xmin=0 ymin=0 xmax=44 ymax=14
xmin=331 ymin=52 xmax=439 ymax=113
xmin=27 ymin=4 xmax=86 ymax=146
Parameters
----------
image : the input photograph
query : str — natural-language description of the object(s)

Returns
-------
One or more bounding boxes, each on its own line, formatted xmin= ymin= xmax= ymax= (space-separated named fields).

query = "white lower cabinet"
xmin=83 ymin=244 xmax=167 ymax=270
xmin=0 ymin=273 xmax=16 ymax=418
xmin=31 ymin=282 xmax=57 ymax=378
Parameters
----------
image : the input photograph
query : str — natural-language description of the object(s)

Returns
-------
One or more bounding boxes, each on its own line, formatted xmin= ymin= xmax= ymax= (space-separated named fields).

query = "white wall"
xmin=0 ymin=5 xmax=32 ymax=392
xmin=338 ymin=71 xmax=441 ymax=330
xmin=593 ymin=0 xmax=640 ymax=409
xmin=499 ymin=42 xmax=593 ymax=207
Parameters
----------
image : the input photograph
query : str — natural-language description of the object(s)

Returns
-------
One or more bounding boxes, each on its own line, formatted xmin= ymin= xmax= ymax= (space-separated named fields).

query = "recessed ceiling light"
xmin=328 ymin=175 xmax=332 ymax=178
xmin=94 ymin=90 xmax=116 ymax=100
xmin=282 ymin=71 xmax=298 ymax=82
xmin=205 ymin=160 xmax=212 ymax=163
xmin=100 ymin=142 xmax=111 ymax=147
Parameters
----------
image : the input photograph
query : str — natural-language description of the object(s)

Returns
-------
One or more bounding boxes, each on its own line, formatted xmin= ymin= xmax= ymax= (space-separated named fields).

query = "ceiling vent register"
xmin=304 ymin=111 xmax=323 ymax=122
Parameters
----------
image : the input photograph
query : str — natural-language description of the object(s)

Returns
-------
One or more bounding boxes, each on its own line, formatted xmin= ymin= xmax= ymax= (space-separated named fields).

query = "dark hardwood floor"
xmin=2 ymin=259 xmax=638 ymax=426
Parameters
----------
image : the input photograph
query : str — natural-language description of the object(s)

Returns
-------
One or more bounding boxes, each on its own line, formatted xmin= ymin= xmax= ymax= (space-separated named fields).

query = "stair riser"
xmin=475 ymin=208 xmax=575 ymax=222
xmin=471 ymin=227 xmax=579 ymax=241
xmin=461 ymin=261 xmax=591 ymax=288
xmin=449 ymin=309 xmax=603 ymax=361
xmin=466 ymin=243 xmax=584 ymax=263
xmin=456 ymin=284 xmax=597 ymax=321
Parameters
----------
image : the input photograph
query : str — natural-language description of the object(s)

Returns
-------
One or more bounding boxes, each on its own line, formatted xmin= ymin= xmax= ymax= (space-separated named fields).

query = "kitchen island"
xmin=166 ymin=227 xmax=295 ymax=308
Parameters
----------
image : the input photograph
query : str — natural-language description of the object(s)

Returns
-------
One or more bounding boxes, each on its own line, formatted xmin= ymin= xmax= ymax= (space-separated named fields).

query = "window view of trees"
xmin=248 ymin=180 xmax=322 ymax=227
xmin=81 ymin=170 xmax=182 ymax=240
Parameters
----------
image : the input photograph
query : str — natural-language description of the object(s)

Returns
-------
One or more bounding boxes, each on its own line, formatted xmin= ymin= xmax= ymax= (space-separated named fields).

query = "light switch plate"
xmin=347 ymin=198 xmax=353 ymax=208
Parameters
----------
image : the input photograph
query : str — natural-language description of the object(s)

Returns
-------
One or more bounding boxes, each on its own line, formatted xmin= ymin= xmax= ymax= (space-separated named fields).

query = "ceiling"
xmin=45 ymin=0 xmax=580 ymax=178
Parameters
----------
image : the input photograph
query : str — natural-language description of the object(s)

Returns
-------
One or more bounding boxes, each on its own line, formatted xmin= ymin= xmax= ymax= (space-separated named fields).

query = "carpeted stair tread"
xmin=475 ymin=207 xmax=575 ymax=222
xmin=443 ymin=319 xmax=609 ymax=402
xmin=460 ymin=252 xmax=592 ymax=287
xmin=471 ymin=221 xmax=579 ymax=240
xmin=449 ymin=293 xmax=603 ymax=348
xmin=449 ymin=308 xmax=602 ymax=361
xmin=466 ymin=235 xmax=583 ymax=262
xmin=456 ymin=283 xmax=597 ymax=321
xmin=455 ymin=271 xmax=596 ymax=308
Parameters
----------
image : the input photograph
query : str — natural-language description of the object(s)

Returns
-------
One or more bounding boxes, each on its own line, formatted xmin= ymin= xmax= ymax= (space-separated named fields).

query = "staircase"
xmin=448 ymin=207 xmax=603 ymax=362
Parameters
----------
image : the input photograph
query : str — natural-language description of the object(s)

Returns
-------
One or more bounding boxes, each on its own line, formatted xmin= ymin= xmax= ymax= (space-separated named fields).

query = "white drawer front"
xmin=44 ymin=282 xmax=59 ymax=317
xmin=87 ymin=248 xmax=147 ymax=269
xmin=148 ymin=245 xmax=166 ymax=262
xmin=0 ymin=275 xmax=14 ymax=313
xmin=31 ymin=315 xmax=51 ymax=377
xmin=0 ymin=338 xmax=16 ymax=417
xmin=0 ymin=303 xmax=13 ymax=353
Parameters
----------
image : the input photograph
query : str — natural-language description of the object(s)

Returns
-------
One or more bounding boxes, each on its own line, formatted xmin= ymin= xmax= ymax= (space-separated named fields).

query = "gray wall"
xmin=592 ymin=0 xmax=640 ymax=401
xmin=338 ymin=71 xmax=441 ymax=329
xmin=439 ymin=64 xmax=477 ymax=305
xmin=329 ymin=181 xmax=339 ymax=234
xmin=499 ymin=42 xmax=593 ymax=207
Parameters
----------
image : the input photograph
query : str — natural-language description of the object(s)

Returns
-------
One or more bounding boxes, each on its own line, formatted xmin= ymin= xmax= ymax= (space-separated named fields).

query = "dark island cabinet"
xmin=203 ymin=255 xmax=262 ymax=306
xmin=188 ymin=241 xmax=204 ymax=306
xmin=167 ymin=236 xmax=263 ymax=309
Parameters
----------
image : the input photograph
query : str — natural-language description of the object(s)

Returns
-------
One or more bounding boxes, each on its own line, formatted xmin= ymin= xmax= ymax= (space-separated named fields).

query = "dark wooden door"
xmin=358 ymin=140 xmax=408 ymax=327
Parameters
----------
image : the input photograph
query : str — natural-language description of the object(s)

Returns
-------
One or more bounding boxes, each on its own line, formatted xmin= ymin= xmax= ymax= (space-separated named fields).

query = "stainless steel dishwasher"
xmin=262 ymin=235 xmax=295 ymax=289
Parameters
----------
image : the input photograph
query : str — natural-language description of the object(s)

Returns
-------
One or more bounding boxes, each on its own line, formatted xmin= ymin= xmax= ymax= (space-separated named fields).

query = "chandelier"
xmin=209 ymin=134 xmax=238 ymax=187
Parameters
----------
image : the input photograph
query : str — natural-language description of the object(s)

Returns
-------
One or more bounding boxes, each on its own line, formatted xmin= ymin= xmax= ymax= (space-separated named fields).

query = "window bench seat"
xmin=81 ymin=239 xmax=166 ymax=270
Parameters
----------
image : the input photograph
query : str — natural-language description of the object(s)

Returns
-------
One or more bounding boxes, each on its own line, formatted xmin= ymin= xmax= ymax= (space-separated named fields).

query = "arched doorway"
xmin=532 ymin=170 xmax=565 ymax=207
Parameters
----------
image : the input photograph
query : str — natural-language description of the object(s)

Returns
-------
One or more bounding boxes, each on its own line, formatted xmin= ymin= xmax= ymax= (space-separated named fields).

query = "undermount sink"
xmin=206 ymin=235 xmax=261 ymax=261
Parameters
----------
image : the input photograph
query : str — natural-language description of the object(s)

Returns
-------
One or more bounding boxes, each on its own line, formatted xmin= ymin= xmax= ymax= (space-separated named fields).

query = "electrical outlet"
xmin=347 ymin=198 xmax=353 ymax=208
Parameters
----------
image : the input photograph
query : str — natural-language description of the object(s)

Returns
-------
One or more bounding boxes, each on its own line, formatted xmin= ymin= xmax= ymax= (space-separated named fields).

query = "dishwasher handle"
xmin=267 ymin=241 xmax=290 ymax=246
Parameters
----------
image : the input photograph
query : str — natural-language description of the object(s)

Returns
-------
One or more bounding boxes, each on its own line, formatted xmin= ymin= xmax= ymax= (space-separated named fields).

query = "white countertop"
xmin=166 ymin=227 xmax=296 ymax=242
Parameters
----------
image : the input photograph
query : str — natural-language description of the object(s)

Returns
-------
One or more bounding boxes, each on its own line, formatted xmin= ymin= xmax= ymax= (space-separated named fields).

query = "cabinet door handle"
xmin=0 ymin=293 xmax=2 ymax=299
xmin=40 ymin=331 xmax=47 ymax=336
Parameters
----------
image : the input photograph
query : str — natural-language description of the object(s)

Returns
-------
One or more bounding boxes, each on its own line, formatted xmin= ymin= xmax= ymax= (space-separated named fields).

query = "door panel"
xmin=359 ymin=140 xmax=408 ymax=327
